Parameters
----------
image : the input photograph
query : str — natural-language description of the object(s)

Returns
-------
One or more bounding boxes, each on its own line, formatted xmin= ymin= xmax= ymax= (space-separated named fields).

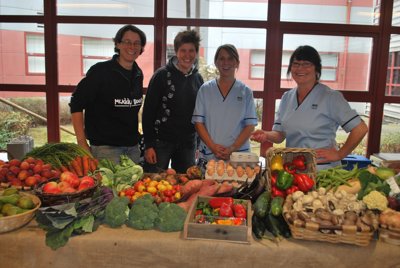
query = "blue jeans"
xmin=91 ymin=145 xmax=141 ymax=165
xmin=144 ymin=139 xmax=196 ymax=174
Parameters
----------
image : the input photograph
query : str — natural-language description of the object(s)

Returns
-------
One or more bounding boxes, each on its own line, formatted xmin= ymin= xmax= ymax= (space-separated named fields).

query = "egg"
xmin=207 ymin=166 xmax=215 ymax=176
xmin=254 ymin=165 xmax=261 ymax=174
xmin=236 ymin=166 xmax=245 ymax=177
xmin=226 ymin=164 xmax=234 ymax=177
xmin=245 ymin=166 xmax=254 ymax=178
xmin=217 ymin=165 xmax=225 ymax=176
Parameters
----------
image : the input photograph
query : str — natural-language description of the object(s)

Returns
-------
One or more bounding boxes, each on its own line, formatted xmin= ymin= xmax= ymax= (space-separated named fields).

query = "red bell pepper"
xmin=283 ymin=162 xmax=296 ymax=174
xmin=233 ymin=203 xmax=247 ymax=219
xmin=270 ymin=171 xmax=278 ymax=186
xmin=285 ymin=185 xmax=299 ymax=195
xmin=271 ymin=185 xmax=286 ymax=198
xmin=219 ymin=202 xmax=234 ymax=217
xmin=209 ymin=197 xmax=234 ymax=209
xmin=293 ymin=173 xmax=314 ymax=192
xmin=292 ymin=155 xmax=307 ymax=171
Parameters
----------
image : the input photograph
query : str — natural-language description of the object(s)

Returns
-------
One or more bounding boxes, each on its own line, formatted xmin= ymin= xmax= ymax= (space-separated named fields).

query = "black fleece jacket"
xmin=69 ymin=55 xmax=143 ymax=146
xmin=142 ymin=56 xmax=204 ymax=149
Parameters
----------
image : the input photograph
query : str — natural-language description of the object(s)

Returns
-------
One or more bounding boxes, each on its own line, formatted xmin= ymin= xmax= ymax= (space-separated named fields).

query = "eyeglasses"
xmin=120 ymin=39 xmax=142 ymax=48
xmin=291 ymin=61 xmax=313 ymax=68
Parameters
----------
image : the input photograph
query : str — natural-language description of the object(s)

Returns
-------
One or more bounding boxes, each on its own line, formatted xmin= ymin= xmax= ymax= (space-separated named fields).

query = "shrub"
xmin=0 ymin=111 xmax=31 ymax=149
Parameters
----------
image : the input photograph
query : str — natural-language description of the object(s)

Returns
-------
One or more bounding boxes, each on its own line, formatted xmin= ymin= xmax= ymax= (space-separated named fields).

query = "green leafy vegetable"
xmin=155 ymin=202 xmax=187 ymax=232
xmin=357 ymin=170 xmax=391 ymax=200
xmin=127 ymin=194 xmax=159 ymax=230
xmin=103 ymin=196 xmax=130 ymax=228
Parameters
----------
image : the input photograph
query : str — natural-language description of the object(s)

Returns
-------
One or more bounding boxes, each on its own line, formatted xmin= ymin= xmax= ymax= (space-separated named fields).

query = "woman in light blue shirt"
xmin=251 ymin=45 xmax=368 ymax=168
xmin=192 ymin=44 xmax=258 ymax=161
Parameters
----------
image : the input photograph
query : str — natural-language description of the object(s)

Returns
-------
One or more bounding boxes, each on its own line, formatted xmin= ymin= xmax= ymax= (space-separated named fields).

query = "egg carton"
xmin=229 ymin=152 xmax=259 ymax=168
xmin=205 ymin=159 xmax=261 ymax=183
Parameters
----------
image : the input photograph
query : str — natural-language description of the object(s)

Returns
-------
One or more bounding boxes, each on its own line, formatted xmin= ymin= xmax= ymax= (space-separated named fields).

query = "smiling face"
xmin=215 ymin=48 xmax=239 ymax=79
xmin=176 ymin=43 xmax=197 ymax=74
xmin=291 ymin=60 xmax=317 ymax=86
xmin=116 ymin=31 xmax=142 ymax=68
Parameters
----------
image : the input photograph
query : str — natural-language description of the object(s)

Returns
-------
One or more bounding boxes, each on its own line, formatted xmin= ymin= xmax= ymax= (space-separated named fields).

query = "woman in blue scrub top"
xmin=251 ymin=45 xmax=368 ymax=168
xmin=192 ymin=44 xmax=258 ymax=161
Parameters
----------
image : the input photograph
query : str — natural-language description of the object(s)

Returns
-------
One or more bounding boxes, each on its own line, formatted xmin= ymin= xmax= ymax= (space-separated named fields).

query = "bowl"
xmin=0 ymin=191 xmax=41 ymax=233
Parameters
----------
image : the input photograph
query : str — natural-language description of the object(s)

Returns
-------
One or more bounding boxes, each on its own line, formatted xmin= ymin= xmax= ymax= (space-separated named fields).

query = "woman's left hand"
xmin=315 ymin=147 xmax=341 ymax=163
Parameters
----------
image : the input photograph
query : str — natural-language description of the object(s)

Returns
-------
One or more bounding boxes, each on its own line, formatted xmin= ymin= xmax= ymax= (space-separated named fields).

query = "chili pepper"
xmin=292 ymin=155 xmax=307 ymax=171
xmin=219 ymin=202 xmax=234 ymax=217
xmin=233 ymin=218 xmax=243 ymax=225
xmin=209 ymin=197 xmax=234 ymax=209
xmin=271 ymin=185 xmax=286 ymax=198
xmin=285 ymin=185 xmax=299 ymax=195
xmin=233 ymin=203 xmax=247 ymax=219
xmin=294 ymin=173 xmax=314 ymax=192
xmin=271 ymin=154 xmax=284 ymax=171
xmin=283 ymin=162 xmax=296 ymax=174
xmin=202 ymin=206 xmax=213 ymax=216
xmin=195 ymin=209 xmax=203 ymax=217
xmin=276 ymin=170 xmax=294 ymax=190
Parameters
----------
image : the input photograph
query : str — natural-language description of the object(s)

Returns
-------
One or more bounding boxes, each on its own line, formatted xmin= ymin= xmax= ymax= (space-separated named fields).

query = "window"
xmin=82 ymin=37 xmax=114 ymax=75
xmin=26 ymin=33 xmax=45 ymax=75
xmin=250 ymin=50 xmax=265 ymax=79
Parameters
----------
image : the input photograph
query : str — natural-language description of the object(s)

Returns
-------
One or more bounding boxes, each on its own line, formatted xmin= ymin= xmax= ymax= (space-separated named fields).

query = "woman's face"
xmin=215 ymin=48 xmax=238 ymax=78
xmin=290 ymin=60 xmax=316 ymax=85
xmin=176 ymin=43 xmax=197 ymax=73
xmin=116 ymin=31 xmax=142 ymax=64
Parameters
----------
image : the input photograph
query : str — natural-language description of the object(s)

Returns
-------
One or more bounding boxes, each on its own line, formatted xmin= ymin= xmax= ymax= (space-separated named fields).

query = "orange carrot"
xmin=89 ymin=158 xmax=97 ymax=172
xmin=82 ymin=155 xmax=90 ymax=176
xmin=68 ymin=164 xmax=79 ymax=176
xmin=71 ymin=157 xmax=83 ymax=177
xmin=60 ymin=165 xmax=69 ymax=172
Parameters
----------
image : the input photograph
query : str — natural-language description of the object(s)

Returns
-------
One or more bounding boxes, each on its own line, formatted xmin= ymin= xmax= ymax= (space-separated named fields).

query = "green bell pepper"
xmin=276 ymin=170 xmax=294 ymax=190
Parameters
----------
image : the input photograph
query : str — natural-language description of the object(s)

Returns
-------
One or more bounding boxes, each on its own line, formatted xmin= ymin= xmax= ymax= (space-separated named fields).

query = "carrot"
xmin=71 ymin=157 xmax=83 ymax=177
xmin=60 ymin=165 xmax=69 ymax=172
xmin=82 ymin=155 xmax=90 ymax=176
xmin=89 ymin=158 xmax=98 ymax=172
xmin=68 ymin=164 xmax=79 ymax=176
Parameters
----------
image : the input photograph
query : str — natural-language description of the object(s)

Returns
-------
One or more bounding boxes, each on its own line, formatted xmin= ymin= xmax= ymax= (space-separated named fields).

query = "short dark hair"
xmin=113 ymin=25 xmax=147 ymax=54
xmin=214 ymin=44 xmax=240 ymax=65
xmin=174 ymin=30 xmax=201 ymax=53
xmin=287 ymin=45 xmax=322 ymax=80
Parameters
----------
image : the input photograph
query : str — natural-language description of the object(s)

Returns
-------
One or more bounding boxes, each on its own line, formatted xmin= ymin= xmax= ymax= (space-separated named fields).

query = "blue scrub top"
xmin=272 ymin=83 xmax=362 ymax=168
xmin=192 ymin=79 xmax=258 ymax=160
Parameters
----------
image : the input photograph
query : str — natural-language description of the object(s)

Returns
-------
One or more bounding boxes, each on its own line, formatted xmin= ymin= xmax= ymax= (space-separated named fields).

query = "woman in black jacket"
xmin=69 ymin=25 xmax=146 ymax=164
xmin=142 ymin=30 xmax=204 ymax=173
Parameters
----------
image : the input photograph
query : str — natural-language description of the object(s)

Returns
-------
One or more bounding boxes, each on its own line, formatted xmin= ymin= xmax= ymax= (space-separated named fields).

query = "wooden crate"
xmin=183 ymin=196 xmax=252 ymax=244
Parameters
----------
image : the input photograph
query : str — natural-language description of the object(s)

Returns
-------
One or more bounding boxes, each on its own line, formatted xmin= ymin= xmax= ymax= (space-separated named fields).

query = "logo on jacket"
xmin=114 ymin=97 xmax=143 ymax=107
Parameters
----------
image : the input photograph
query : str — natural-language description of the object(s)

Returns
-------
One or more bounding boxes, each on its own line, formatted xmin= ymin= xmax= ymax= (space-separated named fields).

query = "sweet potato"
xmin=181 ymin=179 xmax=203 ymax=195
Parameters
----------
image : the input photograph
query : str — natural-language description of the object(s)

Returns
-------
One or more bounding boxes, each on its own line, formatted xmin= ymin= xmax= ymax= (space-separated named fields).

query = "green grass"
xmin=28 ymin=125 xmax=77 ymax=147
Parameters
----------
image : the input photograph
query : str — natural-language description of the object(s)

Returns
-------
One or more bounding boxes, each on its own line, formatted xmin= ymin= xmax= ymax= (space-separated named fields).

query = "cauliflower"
xmin=127 ymin=194 xmax=159 ymax=230
xmin=104 ymin=196 xmax=130 ymax=228
xmin=362 ymin=190 xmax=388 ymax=211
xmin=154 ymin=202 xmax=187 ymax=232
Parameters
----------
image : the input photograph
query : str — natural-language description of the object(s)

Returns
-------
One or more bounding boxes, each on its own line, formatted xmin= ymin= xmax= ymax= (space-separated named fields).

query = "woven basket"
xmin=283 ymin=194 xmax=377 ymax=246
xmin=265 ymin=147 xmax=317 ymax=190
xmin=34 ymin=177 xmax=99 ymax=207
xmin=0 ymin=191 xmax=41 ymax=233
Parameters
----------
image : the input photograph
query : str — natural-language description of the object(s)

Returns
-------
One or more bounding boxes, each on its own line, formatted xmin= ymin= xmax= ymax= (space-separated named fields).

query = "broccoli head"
xmin=155 ymin=202 xmax=187 ymax=232
xmin=127 ymin=194 xmax=159 ymax=230
xmin=104 ymin=196 xmax=130 ymax=228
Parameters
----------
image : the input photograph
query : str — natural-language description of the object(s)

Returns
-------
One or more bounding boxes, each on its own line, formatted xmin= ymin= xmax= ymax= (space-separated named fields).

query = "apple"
xmin=78 ymin=176 xmax=95 ymax=191
xmin=25 ymin=176 xmax=38 ymax=187
xmin=19 ymin=161 xmax=30 ymax=170
xmin=60 ymin=171 xmax=80 ymax=188
xmin=43 ymin=181 xmax=61 ymax=194
xmin=62 ymin=187 xmax=77 ymax=193
xmin=57 ymin=181 xmax=71 ymax=192
xmin=166 ymin=168 xmax=176 ymax=175
xmin=17 ymin=170 xmax=29 ymax=181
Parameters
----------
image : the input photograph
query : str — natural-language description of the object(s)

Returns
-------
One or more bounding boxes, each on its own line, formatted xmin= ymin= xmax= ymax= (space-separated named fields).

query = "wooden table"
xmin=0 ymin=220 xmax=399 ymax=268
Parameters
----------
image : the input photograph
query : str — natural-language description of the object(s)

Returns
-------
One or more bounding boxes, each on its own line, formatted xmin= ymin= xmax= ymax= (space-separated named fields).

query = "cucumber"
xmin=270 ymin=196 xmax=284 ymax=216
xmin=253 ymin=191 xmax=271 ymax=218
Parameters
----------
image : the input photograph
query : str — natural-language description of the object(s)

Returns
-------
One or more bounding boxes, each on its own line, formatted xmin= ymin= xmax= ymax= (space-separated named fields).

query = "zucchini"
xmin=253 ymin=191 xmax=271 ymax=218
xmin=270 ymin=196 xmax=284 ymax=216
xmin=265 ymin=213 xmax=281 ymax=238
xmin=251 ymin=214 xmax=266 ymax=239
